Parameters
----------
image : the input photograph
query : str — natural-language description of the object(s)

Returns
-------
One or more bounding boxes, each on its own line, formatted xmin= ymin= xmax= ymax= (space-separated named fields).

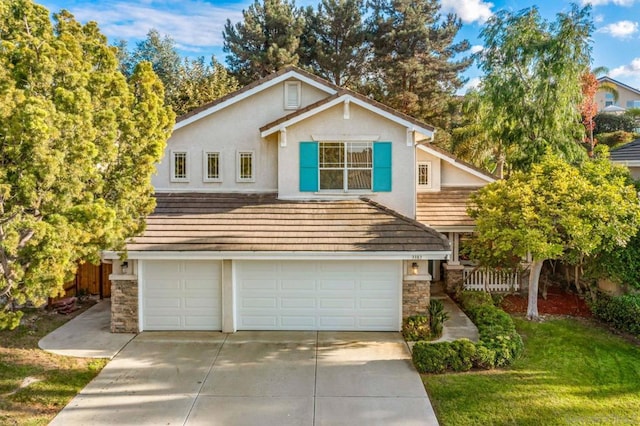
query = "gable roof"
xmin=598 ymin=76 xmax=640 ymax=96
xmin=174 ymin=67 xmax=339 ymax=130
xmin=416 ymin=142 xmax=497 ymax=183
xmin=260 ymin=89 xmax=435 ymax=138
xmin=611 ymin=138 xmax=640 ymax=164
xmin=127 ymin=192 xmax=450 ymax=255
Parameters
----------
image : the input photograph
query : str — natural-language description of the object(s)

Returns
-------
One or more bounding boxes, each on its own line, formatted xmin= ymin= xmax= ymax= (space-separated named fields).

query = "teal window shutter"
xmin=373 ymin=142 xmax=392 ymax=192
xmin=299 ymin=142 xmax=318 ymax=191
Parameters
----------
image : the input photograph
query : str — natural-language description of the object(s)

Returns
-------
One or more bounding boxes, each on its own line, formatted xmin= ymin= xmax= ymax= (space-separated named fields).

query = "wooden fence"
xmin=463 ymin=266 xmax=520 ymax=292
xmin=58 ymin=262 xmax=112 ymax=299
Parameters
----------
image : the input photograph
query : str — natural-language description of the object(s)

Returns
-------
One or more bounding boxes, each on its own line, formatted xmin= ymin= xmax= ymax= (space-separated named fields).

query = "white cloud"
xmin=594 ymin=14 xmax=605 ymax=23
xmin=581 ymin=0 xmax=636 ymax=6
xmin=470 ymin=45 xmax=484 ymax=54
xmin=610 ymin=58 xmax=640 ymax=78
xmin=440 ymin=0 xmax=494 ymax=24
xmin=460 ymin=77 xmax=482 ymax=94
xmin=599 ymin=20 xmax=639 ymax=38
xmin=52 ymin=1 xmax=244 ymax=53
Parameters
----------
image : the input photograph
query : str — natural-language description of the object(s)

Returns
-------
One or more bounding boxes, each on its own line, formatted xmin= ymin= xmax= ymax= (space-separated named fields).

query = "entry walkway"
xmin=38 ymin=300 xmax=136 ymax=359
xmin=430 ymin=282 xmax=479 ymax=343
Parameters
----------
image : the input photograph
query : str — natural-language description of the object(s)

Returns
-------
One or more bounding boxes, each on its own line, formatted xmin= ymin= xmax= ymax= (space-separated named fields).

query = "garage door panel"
xmin=142 ymin=260 xmax=222 ymax=331
xmin=236 ymin=260 xmax=400 ymax=331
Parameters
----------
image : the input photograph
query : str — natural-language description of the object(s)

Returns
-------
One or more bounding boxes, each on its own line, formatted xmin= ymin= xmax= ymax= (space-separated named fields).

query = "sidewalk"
xmin=38 ymin=300 xmax=136 ymax=359
xmin=430 ymin=282 xmax=479 ymax=343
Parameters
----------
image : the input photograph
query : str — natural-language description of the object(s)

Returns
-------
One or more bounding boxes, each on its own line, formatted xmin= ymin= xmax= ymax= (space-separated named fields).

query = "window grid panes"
xmin=319 ymin=141 xmax=372 ymax=191
xmin=206 ymin=152 xmax=220 ymax=180
xmin=418 ymin=163 xmax=430 ymax=186
xmin=173 ymin=152 xmax=187 ymax=180
xmin=238 ymin=152 xmax=253 ymax=181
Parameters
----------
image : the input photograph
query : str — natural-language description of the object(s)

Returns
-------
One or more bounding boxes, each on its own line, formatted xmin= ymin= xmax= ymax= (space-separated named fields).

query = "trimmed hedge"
xmin=412 ymin=292 xmax=523 ymax=373
xmin=590 ymin=293 xmax=640 ymax=336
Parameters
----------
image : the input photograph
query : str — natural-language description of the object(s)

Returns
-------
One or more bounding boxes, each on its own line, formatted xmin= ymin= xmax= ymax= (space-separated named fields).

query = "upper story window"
xmin=417 ymin=162 xmax=432 ymax=189
xmin=237 ymin=151 xmax=255 ymax=182
xmin=171 ymin=150 xmax=189 ymax=182
xmin=627 ymin=100 xmax=640 ymax=108
xmin=284 ymin=81 xmax=301 ymax=110
xmin=605 ymin=92 xmax=615 ymax=107
xmin=203 ymin=151 xmax=221 ymax=182
xmin=319 ymin=141 xmax=372 ymax=191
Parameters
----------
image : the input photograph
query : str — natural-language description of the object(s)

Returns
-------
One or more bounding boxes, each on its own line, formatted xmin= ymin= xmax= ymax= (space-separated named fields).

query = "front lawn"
xmin=0 ymin=304 xmax=107 ymax=425
xmin=424 ymin=317 xmax=640 ymax=425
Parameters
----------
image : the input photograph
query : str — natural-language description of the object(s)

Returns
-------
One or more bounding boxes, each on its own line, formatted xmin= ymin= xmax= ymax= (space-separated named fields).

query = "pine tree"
xmin=223 ymin=0 xmax=304 ymax=84
xmin=366 ymin=0 xmax=471 ymax=128
xmin=299 ymin=0 xmax=368 ymax=88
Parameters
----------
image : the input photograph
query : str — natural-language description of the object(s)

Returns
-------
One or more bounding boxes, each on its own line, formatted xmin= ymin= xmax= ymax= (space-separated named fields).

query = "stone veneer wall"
xmin=111 ymin=279 xmax=139 ymax=333
xmin=443 ymin=265 xmax=464 ymax=293
xmin=402 ymin=280 xmax=430 ymax=318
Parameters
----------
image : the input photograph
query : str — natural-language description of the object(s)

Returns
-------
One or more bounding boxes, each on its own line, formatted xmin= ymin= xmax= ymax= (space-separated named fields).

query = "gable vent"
xmin=284 ymin=81 xmax=301 ymax=110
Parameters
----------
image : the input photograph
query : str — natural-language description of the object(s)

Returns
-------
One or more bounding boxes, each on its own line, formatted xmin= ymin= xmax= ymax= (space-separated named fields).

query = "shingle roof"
xmin=128 ymin=193 xmax=450 ymax=252
xmin=610 ymin=138 xmax=640 ymax=162
xmin=416 ymin=187 xmax=480 ymax=229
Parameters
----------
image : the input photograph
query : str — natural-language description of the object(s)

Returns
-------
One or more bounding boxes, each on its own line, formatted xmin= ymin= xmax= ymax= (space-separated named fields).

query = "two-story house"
xmin=596 ymin=76 xmax=640 ymax=112
xmin=104 ymin=67 xmax=494 ymax=333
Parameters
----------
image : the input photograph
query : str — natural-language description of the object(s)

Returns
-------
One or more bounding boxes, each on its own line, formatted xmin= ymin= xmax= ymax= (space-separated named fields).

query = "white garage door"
xmin=141 ymin=260 xmax=222 ymax=330
xmin=236 ymin=260 xmax=401 ymax=331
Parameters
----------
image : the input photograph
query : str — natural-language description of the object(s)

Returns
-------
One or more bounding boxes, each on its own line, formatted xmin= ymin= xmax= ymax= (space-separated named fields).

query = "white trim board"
xmin=103 ymin=250 xmax=451 ymax=261
xmin=261 ymin=94 xmax=435 ymax=139
xmin=174 ymin=71 xmax=337 ymax=130
xmin=416 ymin=144 xmax=496 ymax=183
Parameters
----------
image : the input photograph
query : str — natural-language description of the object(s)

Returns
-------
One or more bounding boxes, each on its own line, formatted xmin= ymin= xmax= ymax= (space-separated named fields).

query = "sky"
xmin=39 ymin=0 xmax=640 ymax=91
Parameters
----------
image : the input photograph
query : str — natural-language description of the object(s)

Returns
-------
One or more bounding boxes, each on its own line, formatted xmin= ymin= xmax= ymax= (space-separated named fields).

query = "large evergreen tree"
xmin=0 ymin=0 xmax=174 ymax=328
xmin=366 ymin=0 xmax=471 ymax=128
xmin=476 ymin=5 xmax=593 ymax=172
xmin=223 ymin=0 xmax=304 ymax=84
xmin=299 ymin=0 xmax=369 ymax=88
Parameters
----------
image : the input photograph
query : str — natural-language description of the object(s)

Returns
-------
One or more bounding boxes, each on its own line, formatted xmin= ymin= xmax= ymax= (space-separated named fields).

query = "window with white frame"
xmin=417 ymin=162 xmax=431 ymax=189
xmin=203 ymin=151 xmax=221 ymax=182
xmin=284 ymin=81 xmax=301 ymax=110
xmin=236 ymin=151 xmax=255 ymax=182
xmin=319 ymin=141 xmax=372 ymax=191
xmin=171 ymin=150 xmax=189 ymax=182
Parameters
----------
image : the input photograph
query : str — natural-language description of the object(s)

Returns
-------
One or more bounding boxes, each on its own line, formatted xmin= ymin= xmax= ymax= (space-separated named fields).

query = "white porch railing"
xmin=463 ymin=266 xmax=520 ymax=292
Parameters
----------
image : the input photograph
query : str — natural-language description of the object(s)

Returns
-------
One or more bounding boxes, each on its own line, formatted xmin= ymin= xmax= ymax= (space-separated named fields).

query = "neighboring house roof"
xmin=260 ymin=89 xmax=435 ymax=138
xmin=598 ymin=76 xmax=640 ymax=96
xmin=174 ymin=67 xmax=340 ymax=130
xmin=416 ymin=142 xmax=498 ymax=183
xmin=417 ymin=187 xmax=479 ymax=230
xmin=610 ymin=138 xmax=640 ymax=164
xmin=127 ymin=193 xmax=450 ymax=253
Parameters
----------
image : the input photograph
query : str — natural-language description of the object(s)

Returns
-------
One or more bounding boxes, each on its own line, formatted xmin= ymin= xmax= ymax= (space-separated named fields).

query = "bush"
xmin=594 ymin=112 xmax=636 ymax=134
xmin=429 ymin=299 xmax=449 ymax=337
xmin=402 ymin=315 xmax=431 ymax=341
xmin=596 ymin=131 xmax=636 ymax=149
xmin=411 ymin=292 xmax=523 ymax=374
xmin=590 ymin=293 xmax=640 ymax=336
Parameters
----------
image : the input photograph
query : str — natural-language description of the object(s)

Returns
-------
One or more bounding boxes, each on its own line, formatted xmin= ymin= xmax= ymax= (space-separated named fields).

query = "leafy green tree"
xmin=366 ymin=0 xmax=471 ymax=128
xmin=468 ymin=150 xmax=640 ymax=319
xmin=299 ymin=0 xmax=368 ymax=88
xmin=223 ymin=0 xmax=304 ymax=84
xmin=0 ymin=0 xmax=174 ymax=329
xmin=476 ymin=5 xmax=593 ymax=173
xmin=594 ymin=112 xmax=636 ymax=134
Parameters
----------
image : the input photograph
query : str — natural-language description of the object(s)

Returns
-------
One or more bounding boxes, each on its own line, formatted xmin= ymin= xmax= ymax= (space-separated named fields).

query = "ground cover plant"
xmin=424 ymin=317 xmax=640 ymax=425
xmin=0 ymin=303 xmax=107 ymax=425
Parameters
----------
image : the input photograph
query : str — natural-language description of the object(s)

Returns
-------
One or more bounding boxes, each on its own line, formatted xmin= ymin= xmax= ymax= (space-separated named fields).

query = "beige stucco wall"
xmin=152 ymin=79 xmax=330 ymax=192
xmin=416 ymin=149 xmax=488 ymax=190
xmin=416 ymin=150 xmax=442 ymax=191
xmin=595 ymin=83 xmax=640 ymax=111
xmin=277 ymin=102 xmax=417 ymax=218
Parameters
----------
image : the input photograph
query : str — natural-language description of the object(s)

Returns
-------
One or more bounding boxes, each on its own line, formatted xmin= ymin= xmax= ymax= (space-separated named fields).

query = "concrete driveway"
xmin=50 ymin=331 xmax=438 ymax=425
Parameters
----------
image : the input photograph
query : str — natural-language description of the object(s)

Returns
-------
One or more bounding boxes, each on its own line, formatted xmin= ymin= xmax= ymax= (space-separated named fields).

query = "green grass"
xmin=424 ymin=317 xmax=640 ymax=426
xmin=0 ymin=305 xmax=107 ymax=425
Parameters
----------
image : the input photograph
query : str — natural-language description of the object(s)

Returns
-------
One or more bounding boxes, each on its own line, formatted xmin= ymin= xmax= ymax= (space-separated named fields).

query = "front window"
xmin=237 ymin=151 xmax=255 ymax=182
xmin=171 ymin=151 xmax=188 ymax=182
xmin=204 ymin=151 xmax=221 ymax=182
xmin=319 ymin=141 xmax=372 ymax=191
xmin=417 ymin=162 xmax=431 ymax=189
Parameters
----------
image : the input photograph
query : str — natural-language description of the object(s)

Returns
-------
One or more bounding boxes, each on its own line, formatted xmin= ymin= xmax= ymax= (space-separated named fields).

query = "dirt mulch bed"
xmin=501 ymin=286 xmax=592 ymax=318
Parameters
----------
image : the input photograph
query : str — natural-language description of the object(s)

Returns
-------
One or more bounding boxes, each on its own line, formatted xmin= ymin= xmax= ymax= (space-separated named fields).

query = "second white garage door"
xmin=236 ymin=260 xmax=401 ymax=331
xmin=141 ymin=260 xmax=222 ymax=331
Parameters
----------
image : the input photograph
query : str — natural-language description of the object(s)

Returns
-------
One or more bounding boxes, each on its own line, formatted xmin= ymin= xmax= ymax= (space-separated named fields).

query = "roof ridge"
xmin=360 ymin=197 xmax=450 ymax=245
